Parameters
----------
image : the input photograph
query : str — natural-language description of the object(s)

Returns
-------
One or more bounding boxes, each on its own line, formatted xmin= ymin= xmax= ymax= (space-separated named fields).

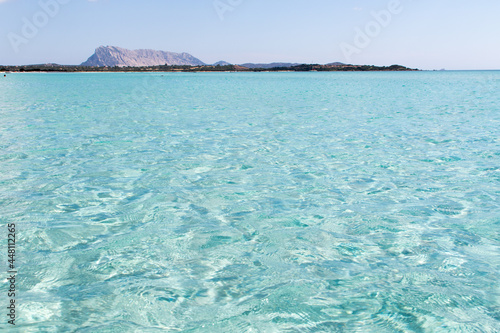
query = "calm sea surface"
xmin=0 ymin=72 xmax=499 ymax=332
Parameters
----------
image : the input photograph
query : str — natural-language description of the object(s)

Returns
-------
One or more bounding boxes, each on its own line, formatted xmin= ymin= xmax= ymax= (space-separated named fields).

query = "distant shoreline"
xmin=0 ymin=64 xmax=418 ymax=73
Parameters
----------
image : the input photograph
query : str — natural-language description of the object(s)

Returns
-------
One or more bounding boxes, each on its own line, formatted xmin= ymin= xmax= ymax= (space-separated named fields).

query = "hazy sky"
xmin=0 ymin=0 xmax=499 ymax=70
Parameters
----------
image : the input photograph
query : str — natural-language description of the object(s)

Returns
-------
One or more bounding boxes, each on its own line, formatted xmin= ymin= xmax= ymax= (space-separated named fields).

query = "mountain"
xmin=213 ymin=61 xmax=232 ymax=66
xmin=81 ymin=46 xmax=205 ymax=67
xmin=239 ymin=62 xmax=301 ymax=69
xmin=326 ymin=62 xmax=346 ymax=66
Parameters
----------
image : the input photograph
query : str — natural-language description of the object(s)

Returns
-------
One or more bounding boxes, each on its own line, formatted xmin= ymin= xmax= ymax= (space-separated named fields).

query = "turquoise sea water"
xmin=0 ymin=71 xmax=499 ymax=332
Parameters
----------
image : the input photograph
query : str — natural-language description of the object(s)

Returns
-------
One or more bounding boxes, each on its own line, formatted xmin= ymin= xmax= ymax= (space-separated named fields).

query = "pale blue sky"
xmin=0 ymin=0 xmax=499 ymax=69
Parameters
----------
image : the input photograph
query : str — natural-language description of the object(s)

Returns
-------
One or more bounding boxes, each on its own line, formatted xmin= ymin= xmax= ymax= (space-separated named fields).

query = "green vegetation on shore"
xmin=1 ymin=63 xmax=417 ymax=73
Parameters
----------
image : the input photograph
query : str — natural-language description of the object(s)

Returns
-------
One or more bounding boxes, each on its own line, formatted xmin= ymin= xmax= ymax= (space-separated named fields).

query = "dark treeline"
xmin=1 ymin=64 xmax=417 ymax=73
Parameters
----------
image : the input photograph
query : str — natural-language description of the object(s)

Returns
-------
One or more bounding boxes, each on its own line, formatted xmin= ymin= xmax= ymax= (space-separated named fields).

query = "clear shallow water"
xmin=0 ymin=71 xmax=499 ymax=332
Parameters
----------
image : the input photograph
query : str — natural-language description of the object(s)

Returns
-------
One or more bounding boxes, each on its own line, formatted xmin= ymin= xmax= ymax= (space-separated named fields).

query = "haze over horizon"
xmin=0 ymin=0 xmax=499 ymax=70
